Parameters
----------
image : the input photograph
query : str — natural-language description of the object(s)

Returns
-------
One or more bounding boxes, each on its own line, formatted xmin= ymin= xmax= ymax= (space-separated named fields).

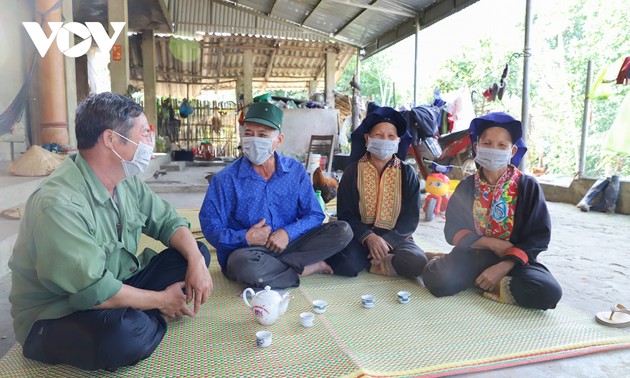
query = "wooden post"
xmin=243 ymin=49 xmax=253 ymax=105
xmin=142 ymin=30 xmax=157 ymax=128
xmin=34 ymin=0 xmax=69 ymax=146
xmin=325 ymin=49 xmax=337 ymax=109
xmin=108 ymin=0 xmax=129 ymax=95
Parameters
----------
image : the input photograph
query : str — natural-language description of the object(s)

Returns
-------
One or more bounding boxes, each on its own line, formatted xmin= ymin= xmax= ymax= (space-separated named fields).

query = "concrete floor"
xmin=1 ymin=164 xmax=629 ymax=376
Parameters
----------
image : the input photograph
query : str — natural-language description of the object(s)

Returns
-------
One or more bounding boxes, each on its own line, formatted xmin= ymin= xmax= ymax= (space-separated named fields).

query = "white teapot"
xmin=242 ymin=286 xmax=290 ymax=326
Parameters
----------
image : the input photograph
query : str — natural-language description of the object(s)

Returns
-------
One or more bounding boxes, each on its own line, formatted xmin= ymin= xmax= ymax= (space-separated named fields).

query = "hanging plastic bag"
xmin=179 ymin=98 xmax=194 ymax=118
xmin=339 ymin=116 xmax=351 ymax=152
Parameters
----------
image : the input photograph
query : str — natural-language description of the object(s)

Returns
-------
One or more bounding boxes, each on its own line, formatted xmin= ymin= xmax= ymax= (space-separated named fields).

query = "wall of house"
xmin=0 ymin=1 xmax=31 ymax=161
xmin=277 ymin=108 xmax=339 ymax=161
xmin=541 ymin=178 xmax=629 ymax=215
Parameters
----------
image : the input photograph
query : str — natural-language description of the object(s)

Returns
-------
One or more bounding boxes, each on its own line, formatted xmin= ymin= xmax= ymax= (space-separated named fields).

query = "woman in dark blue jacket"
xmin=423 ymin=112 xmax=562 ymax=310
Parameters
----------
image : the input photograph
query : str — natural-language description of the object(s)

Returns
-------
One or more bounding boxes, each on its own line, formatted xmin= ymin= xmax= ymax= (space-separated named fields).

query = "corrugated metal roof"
xmin=129 ymin=33 xmax=355 ymax=94
xmin=73 ymin=0 xmax=173 ymax=33
xmin=127 ymin=0 xmax=480 ymax=93
xmin=168 ymin=0 xmax=478 ymax=52
xmin=170 ymin=0 xmax=333 ymax=42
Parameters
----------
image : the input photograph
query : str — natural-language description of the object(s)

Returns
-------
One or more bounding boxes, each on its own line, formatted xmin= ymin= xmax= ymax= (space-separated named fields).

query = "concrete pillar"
xmin=142 ymin=30 xmax=157 ymax=128
xmin=108 ymin=0 xmax=129 ymax=95
xmin=325 ymin=50 xmax=337 ymax=109
xmin=308 ymin=80 xmax=318 ymax=99
xmin=243 ymin=49 xmax=253 ymax=105
xmin=63 ymin=0 xmax=77 ymax=149
xmin=34 ymin=0 xmax=69 ymax=146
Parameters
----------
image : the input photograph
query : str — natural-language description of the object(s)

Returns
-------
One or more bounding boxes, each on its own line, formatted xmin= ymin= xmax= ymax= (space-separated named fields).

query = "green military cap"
xmin=243 ymin=102 xmax=284 ymax=131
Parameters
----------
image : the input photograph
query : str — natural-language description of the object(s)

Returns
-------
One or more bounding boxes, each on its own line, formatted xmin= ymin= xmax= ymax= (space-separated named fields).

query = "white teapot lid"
xmin=256 ymin=285 xmax=280 ymax=299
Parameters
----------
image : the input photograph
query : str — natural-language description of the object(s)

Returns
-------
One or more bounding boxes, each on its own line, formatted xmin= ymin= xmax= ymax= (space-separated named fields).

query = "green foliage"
xmin=433 ymin=39 xmax=521 ymax=116
xmin=337 ymin=54 xmax=408 ymax=107
xmin=337 ymin=0 xmax=630 ymax=179
xmin=428 ymin=0 xmax=630 ymax=179
xmin=337 ymin=56 xmax=356 ymax=94
xmin=263 ymin=89 xmax=309 ymax=101
xmin=528 ymin=0 xmax=630 ymax=178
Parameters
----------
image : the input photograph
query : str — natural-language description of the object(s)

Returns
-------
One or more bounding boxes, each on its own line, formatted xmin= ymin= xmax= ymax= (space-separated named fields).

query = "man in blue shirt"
xmin=200 ymin=103 xmax=353 ymax=288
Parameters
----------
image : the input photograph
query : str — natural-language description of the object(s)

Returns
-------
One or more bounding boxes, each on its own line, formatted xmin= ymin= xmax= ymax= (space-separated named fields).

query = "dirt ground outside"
xmin=411 ymin=200 xmax=630 ymax=317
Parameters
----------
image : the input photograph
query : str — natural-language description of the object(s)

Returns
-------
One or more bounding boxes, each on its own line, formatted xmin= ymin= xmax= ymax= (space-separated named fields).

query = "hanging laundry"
xmin=615 ymin=56 xmax=630 ymax=85
xmin=605 ymin=91 xmax=630 ymax=154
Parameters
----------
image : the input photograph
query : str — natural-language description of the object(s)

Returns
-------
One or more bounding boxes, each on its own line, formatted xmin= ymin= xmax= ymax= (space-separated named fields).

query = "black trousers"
xmin=422 ymin=246 xmax=562 ymax=310
xmin=326 ymin=237 xmax=428 ymax=279
xmin=226 ymin=221 xmax=353 ymax=289
xmin=22 ymin=242 xmax=211 ymax=371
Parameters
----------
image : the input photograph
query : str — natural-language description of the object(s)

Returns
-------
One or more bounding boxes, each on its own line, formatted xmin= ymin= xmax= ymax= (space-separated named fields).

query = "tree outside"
xmin=338 ymin=0 xmax=630 ymax=180
xmin=337 ymin=53 xmax=412 ymax=108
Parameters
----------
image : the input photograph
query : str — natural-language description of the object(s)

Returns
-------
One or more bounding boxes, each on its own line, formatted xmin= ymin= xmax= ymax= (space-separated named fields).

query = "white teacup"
xmin=397 ymin=291 xmax=411 ymax=304
xmin=299 ymin=312 xmax=315 ymax=327
xmin=361 ymin=294 xmax=375 ymax=308
xmin=312 ymin=300 xmax=328 ymax=314
xmin=256 ymin=330 xmax=272 ymax=347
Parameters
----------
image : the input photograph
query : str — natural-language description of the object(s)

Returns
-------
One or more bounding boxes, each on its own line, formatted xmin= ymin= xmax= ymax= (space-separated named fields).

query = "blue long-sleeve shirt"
xmin=200 ymin=153 xmax=325 ymax=271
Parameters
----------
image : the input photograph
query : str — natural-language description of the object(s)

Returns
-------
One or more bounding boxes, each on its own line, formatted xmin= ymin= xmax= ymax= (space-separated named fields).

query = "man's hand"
xmin=184 ymin=255 xmax=213 ymax=314
xmin=265 ymin=229 xmax=289 ymax=253
xmin=365 ymin=234 xmax=390 ymax=265
xmin=159 ymin=282 xmax=194 ymax=320
xmin=475 ymin=261 xmax=515 ymax=292
xmin=246 ymin=218 xmax=271 ymax=246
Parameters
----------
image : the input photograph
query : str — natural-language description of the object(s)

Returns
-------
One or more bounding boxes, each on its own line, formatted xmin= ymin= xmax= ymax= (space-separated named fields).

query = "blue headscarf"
xmin=349 ymin=105 xmax=411 ymax=163
xmin=469 ymin=112 xmax=527 ymax=167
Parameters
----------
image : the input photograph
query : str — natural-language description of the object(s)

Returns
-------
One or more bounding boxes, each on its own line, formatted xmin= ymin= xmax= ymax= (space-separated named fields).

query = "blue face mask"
xmin=110 ymin=130 xmax=154 ymax=177
xmin=241 ymin=136 xmax=276 ymax=165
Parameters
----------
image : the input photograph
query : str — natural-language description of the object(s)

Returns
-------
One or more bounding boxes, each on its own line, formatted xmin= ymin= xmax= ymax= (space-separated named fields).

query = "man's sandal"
xmin=595 ymin=304 xmax=630 ymax=328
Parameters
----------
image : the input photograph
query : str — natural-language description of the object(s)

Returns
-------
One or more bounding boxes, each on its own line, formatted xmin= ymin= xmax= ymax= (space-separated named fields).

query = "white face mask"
xmin=111 ymin=130 xmax=154 ymax=177
xmin=474 ymin=146 xmax=513 ymax=172
xmin=366 ymin=137 xmax=399 ymax=160
xmin=242 ymin=136 xmax=275 ymax=165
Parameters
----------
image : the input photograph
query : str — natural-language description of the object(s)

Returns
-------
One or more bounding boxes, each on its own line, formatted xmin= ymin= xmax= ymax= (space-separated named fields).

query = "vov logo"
xmin=23 ymin=22 xmax=126 ymax=58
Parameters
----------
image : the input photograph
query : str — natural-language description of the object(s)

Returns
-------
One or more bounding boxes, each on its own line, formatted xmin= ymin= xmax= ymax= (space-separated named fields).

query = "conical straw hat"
xmin=9 ymin=145 xmax=65 ymax=177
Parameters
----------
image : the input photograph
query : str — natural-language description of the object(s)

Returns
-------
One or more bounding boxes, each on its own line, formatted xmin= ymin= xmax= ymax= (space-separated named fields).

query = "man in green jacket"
xmin=9 ymin=92 xmax=213 ymax=371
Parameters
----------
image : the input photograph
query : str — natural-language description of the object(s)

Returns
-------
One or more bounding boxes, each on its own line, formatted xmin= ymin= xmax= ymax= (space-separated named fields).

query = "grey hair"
xmin=75 ymin=92 xmax=144 ymax=149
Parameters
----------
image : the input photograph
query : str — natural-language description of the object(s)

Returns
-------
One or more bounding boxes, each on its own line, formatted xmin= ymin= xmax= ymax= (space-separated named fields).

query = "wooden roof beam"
xmin=300 ymin=0 xmax=324 ymax=26
xmin=327 ymin=0 xmax=415 ymax=18
xmin=268 ymin=0 xmax=279 ymax=16
xmin=265 ymin=40 xmax=279 ymax=81
xmin=334 ymin=0 xmax=376 ymax=37
xmin=216 ymin=43 xmax=223 ymax=84
xmin=211 ymin=0 xmax=358 ymax=46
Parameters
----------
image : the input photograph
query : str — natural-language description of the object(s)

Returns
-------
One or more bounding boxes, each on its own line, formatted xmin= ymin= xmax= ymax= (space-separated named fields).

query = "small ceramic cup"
xmin=299 ymin=312 xmax=315 ymax=327
xmin=312 ymin=300 xmax=328 ymax=314
xmin=397 ymin=291 xmax=411 ymax=304
xmin=256 ymin=330 xmax=272 ymax=347
xmin=361 ymin=294 xmax=375 ymax=308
